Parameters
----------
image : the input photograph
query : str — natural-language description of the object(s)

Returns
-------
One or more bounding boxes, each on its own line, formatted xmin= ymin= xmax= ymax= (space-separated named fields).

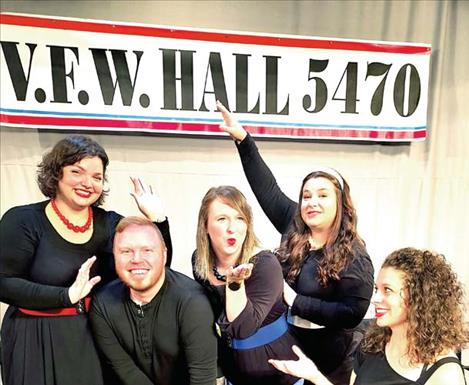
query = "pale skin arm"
xmin=68 ymin=256 xmax=101 ymax=304
xmin=269 ymin=345 xmax=334 ymax=385
xmin=425 ymin=359 xmax=466 ymax=385
xmin=129 ymin=176 xmax=166 ymax=222
xmin=217 ymin=100 xmax=248 ymax=142
xmin=225 ymin=263 xmax=253 ymax=322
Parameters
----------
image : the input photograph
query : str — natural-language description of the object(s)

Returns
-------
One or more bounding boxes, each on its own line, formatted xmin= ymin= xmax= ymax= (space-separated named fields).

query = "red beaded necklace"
xmin=51 ymin=199 xmax=93 ymax=233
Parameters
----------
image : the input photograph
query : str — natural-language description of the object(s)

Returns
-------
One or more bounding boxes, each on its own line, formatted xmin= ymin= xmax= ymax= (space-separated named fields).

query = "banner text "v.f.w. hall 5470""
xmin=0 ymin=13 xmax=431 ymax=141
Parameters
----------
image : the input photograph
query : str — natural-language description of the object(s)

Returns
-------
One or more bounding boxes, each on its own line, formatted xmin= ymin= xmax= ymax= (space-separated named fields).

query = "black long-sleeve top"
xmin=89 ymin=269 xmax=217 ymax=385
xmin=235 ymin=134 xmax=374 ymax=374
xmin=0 ymin=201 xmax=173 ymax=385
xmin=0 ymin=201 xmax=172 ymax=309
xmin=193 ymin=251 xmax=300 ymax=385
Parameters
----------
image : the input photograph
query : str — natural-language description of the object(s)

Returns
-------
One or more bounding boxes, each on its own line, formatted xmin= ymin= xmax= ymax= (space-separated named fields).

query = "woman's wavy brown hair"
xmin=37 ymin=135 xmax=109 ymax=206
xmin=277 ymin=171 xmax=365 ymax=286
xmin=362 ymin=247 xmax=468 ymax=365
xmin=194 ymin=186 xmax=260 ymax=281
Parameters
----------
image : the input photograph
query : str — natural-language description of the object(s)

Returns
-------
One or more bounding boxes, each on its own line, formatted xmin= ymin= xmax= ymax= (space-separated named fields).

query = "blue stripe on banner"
xmin=0 ymin=108 xmax=426 ymax=132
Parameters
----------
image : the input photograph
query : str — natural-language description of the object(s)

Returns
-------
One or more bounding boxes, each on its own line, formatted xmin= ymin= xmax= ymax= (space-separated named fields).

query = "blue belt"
xmin=232 ymin=313 xmax=288 ymax=350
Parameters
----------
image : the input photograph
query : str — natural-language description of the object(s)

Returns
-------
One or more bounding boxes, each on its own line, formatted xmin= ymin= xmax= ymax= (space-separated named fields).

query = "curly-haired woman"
xmin=216 ymin=101 xmax=374 ymax=385
xmin=269 ymin=247 xmax=468 ymax=385
xmin=0 ymin=135 xmax=172 ymax=385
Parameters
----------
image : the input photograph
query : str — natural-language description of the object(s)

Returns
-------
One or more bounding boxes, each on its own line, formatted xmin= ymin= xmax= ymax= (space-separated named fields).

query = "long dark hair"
xmin=277 ymin=171 xmax=365 ymax=286
xmin=37 ymin=135 xmax=109 ymax=206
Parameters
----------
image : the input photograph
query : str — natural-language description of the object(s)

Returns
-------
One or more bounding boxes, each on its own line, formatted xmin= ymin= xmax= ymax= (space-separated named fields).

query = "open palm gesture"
xmin=130 ymin=176 xmax=166 ymax=222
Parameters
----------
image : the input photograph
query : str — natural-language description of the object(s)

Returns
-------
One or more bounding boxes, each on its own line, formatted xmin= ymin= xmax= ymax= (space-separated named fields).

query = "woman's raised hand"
xmin=269 ymin=345 xmax=327 ymax=383
xmin=226 ymin=263 xmax=254 ymax=284
xmin=217 ymin=100 xmax=248 ymax=142
xmin=130 ymin=176 xmax=166 ymax=222
xmin=68 ymin=256 xmax=101 ymax=304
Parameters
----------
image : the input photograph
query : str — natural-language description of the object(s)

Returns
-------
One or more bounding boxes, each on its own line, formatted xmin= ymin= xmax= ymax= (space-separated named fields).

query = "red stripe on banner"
xmin=0 ymin=13 xmax=431 ymax=54
xmin=0 ymin=113 xmax=426 ymax=141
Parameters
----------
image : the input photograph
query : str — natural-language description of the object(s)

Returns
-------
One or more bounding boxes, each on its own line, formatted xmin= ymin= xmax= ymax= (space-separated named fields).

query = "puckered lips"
xmin=227 ymin=238 xmax=236 ymax=246
xmin=375 ymin=307 xmax=388 ymax=318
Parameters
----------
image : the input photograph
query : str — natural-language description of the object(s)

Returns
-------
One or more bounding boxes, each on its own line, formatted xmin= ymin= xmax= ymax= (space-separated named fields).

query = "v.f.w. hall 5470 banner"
xmin=0 ymin=13 xmax=431 ymax=141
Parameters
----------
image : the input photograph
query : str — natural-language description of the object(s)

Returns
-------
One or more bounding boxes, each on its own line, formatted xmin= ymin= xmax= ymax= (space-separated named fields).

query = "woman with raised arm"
xmin=269 ymin=247 xmax=468 ymax=385
xmin=192 ymin=185 xmax=302 ymax=385
xmin=217 ymin=101 xmax=374 ymax=385
xmin=0 ymin=135 xmax=172 ymax=385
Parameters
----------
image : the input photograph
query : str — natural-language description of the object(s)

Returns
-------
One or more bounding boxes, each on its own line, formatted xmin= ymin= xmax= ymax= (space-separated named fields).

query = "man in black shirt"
xmin=89 ymin=216 xmax=217 ymax=385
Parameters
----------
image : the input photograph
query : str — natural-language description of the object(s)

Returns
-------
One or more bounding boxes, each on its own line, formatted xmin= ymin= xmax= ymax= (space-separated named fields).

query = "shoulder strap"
xmin=416 ymin=357 xmax=463 ymax=385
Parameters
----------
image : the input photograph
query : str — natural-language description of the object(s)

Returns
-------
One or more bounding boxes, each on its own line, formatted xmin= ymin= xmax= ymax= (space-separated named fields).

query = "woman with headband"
xmin=269 ymin=248 xmax=468 ymax=385
xmin=216 ymin=101 xmax=374 ymax=385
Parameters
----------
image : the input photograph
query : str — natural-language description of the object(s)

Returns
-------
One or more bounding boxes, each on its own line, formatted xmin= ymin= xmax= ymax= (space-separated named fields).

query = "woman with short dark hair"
xmin=0 ymin=135 xmax=171 ymax=385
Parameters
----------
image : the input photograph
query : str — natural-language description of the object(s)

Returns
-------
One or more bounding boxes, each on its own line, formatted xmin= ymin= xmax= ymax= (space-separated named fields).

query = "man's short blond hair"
xmin=115 ymin=216 xmax=165 ymax=246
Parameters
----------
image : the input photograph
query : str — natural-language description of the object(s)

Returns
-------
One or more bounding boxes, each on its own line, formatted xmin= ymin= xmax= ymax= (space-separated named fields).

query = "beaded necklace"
xmin=51 ymin=199 xmax=93 ymax=233
xmin=212 ymin=265 xmax=227 ymax=282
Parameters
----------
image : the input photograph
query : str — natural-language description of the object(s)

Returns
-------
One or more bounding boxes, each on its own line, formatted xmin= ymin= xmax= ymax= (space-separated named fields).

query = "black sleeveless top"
xmin=353 ymin=350 xmax=465 ymax=385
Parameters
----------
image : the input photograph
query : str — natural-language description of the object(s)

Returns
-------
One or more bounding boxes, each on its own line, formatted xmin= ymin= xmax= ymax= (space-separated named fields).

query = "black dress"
xmin=193 ymin=251 xmax=300 ymax=385
xmin=0 ymin=200 xmax=172 ymax=385
xmin=234 ymin=134 xmax=374 ymax=383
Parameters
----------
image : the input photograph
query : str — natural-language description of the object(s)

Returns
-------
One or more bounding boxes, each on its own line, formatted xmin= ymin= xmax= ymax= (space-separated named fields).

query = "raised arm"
xmin=217 ymin=101 xmax=297 ymax=234
xmin=225 ymin=263 xmax=253 ymax=322
xmin=220 ymin=252 xmax=284 ymax=339
xmin=129 ymin=176 xmax=172 ymax=266
xmin=0 ymin=206 xmax=81 ymax=309
xmin=0 ymin=276 xmax=74 ymax=309
xmin=130 ymin=176 xmax=166 ymax=222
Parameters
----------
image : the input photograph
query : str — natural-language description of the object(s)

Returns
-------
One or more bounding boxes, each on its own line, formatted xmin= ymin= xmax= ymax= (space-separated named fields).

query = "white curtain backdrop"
xmin=1 ymin=0 xmax=468 ymax=351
